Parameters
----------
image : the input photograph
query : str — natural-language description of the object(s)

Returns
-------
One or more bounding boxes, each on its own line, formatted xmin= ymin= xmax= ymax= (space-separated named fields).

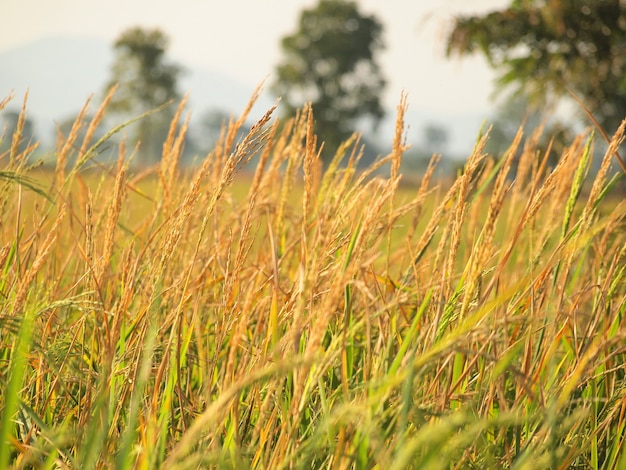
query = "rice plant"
xmin=0 ymin=88 xmax=625 ymax=469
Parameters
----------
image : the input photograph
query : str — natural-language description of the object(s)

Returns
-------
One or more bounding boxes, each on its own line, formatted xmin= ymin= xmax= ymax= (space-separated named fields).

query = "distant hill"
xmin=0 ymin=35 xmax=491 ymax=163
xmin=0 ymin=36 xmax=274 ymax=147
xmin=1 ymin=36 xmax=111 ymax=143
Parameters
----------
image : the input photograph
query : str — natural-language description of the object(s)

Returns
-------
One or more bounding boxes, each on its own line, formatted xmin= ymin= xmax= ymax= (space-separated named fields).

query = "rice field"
xmin=1 ymin=89 xmax=625 ymax=469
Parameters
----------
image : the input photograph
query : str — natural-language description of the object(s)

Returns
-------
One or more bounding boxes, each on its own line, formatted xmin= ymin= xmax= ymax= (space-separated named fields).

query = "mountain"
xmin=0 ymin=36 xmax=273 ymax=146
xmin=0 ymin=35 xmax=490 ymax=160
xmin=1 ymin=36 xmax=111 ymax=143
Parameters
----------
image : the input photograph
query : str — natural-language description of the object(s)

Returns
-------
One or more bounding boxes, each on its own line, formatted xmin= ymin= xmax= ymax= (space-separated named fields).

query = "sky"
xmin=1 ymin=0 xmax=511 ymax=151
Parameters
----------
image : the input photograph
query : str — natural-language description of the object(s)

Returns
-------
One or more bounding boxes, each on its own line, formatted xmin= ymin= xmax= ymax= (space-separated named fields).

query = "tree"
xmin=104 ymin=27 xmax=183 ymax=165
xmin=54 ymin=113 xmax=110 ymax=166
xmin=1 ymin=109 xmax=37 ymax=159
xmin=191 ymin=108 xmax=253 ymax=155
xmin=273 ymin=0 xmax=386 ymax=158
xmin=446 ymin=0 xmax=626 ymax=135
xmin=484 ymin=94 xmax=574 ymax=168
xmin=422 ymin=123 xmax=449 ymax=156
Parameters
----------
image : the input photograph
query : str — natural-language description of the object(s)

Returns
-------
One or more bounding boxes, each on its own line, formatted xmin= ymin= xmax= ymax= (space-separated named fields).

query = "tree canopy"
xmin=0 ymin=109 xmax=37 ymax=159
xmin=273 ymin=0 xmax=386 ymax=158
xmin=446 ymin=0 xmax=626 ymax=134
xmin=104 ymin=27 xmax=183 ymax=164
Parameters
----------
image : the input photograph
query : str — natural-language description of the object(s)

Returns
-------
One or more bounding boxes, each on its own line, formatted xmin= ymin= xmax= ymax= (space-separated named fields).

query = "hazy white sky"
xmin=1 ymin=0 xmax=509 ymax=116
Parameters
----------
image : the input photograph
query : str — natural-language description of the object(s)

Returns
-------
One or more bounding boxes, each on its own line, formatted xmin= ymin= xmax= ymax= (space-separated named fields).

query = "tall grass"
xmin=0 ymin=88 xmax=625 ymax=469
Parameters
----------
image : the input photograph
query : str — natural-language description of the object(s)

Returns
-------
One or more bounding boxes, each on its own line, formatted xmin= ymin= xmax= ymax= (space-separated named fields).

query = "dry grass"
xmin=0 ymin=89 xmax=625 ymax=469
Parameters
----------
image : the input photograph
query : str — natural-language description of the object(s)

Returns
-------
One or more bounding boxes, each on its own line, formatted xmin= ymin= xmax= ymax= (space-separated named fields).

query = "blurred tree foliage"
xmin=0 ymin=109 xmax=37 ymax=158
xmin=446 ymin=0 xmax=626 ymax=135
xmin=484 ymin=94 xmax=574 ymax=168
xmin=191 ymin=108 xmax=252 ymax=157
xmin=422 ymin=123 xmax=449 ymax=156
xmin=54 ymin=113 xmax=110 ymax=166
xmin=273 ymin=0 xmax=386 ymax=159
xmin=104 ymin=27 xmax=183 ymax=165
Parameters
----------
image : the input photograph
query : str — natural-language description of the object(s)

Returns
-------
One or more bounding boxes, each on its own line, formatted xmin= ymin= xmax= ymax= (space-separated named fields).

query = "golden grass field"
xmin=1 ymin=88 xmax=625 ymax=469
